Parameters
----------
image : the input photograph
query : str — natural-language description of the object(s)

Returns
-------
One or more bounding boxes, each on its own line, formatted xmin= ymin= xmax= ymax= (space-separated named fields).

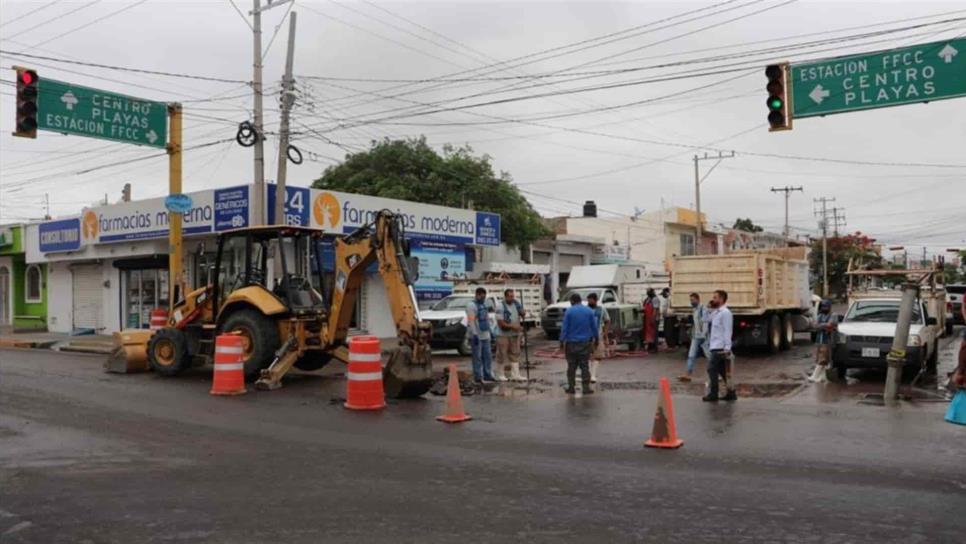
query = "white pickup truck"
xmin=832 ymin=294 xmax=941 ymax=379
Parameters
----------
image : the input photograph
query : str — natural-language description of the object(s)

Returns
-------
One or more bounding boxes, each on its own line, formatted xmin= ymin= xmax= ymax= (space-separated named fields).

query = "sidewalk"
xmin=0 ymin=326 xmax=113 ymax=353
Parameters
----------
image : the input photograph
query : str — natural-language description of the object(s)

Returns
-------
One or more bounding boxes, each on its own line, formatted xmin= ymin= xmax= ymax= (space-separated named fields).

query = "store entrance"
xmin=115 ymin=257 xmax=169 ymax=330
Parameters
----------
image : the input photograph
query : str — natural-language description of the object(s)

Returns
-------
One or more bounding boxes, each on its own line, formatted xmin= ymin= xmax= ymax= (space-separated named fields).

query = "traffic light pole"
xmin=251 ymin=0 xmax=266 ymax=225
xmin=167 ymin=103 xmax=184 ymax=308
xmin=274 ymin=11 xmax=297 ymax=225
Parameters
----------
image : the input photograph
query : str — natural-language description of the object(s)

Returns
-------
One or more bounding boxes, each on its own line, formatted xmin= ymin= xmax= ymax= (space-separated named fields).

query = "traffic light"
xmin=13 ymin=66 xmax=39 ymax=139
xmin=765 ymin=63 xmax=791 ymax=132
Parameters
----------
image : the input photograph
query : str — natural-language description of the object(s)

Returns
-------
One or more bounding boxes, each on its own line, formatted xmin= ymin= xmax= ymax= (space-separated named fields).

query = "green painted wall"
xmin=1 ymin=225 xmax=48 ymax=330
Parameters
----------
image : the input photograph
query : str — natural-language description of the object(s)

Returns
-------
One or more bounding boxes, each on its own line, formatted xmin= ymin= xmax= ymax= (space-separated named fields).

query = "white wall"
xmin=45 ymin=261 xmax=72 ymax=333
xmin=364 ymin=274 xmax=396 ymax=339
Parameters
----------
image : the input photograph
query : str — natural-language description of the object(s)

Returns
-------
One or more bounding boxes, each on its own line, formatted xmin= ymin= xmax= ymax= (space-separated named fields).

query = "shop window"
xmin=25 ymin=265 xmax=42 ymax=303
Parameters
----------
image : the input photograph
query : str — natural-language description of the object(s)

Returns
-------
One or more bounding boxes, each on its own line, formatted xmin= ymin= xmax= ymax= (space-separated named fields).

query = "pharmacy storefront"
xmin=27 ymin=184 xmax=500 ymax=336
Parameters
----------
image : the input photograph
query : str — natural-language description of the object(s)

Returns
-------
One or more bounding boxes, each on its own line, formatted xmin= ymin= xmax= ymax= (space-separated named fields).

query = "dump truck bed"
xmin=669 ymin=250 xmax=811 ymax=316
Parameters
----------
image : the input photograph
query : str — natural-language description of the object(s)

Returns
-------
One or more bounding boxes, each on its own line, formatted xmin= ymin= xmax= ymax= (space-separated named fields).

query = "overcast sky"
xmin=1 ymin=0 xmax=964 ymax=257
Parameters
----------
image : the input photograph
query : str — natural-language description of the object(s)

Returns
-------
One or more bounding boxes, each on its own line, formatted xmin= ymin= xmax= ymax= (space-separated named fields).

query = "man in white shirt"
xmin=703 ymin=289 xmax=736 ymax=402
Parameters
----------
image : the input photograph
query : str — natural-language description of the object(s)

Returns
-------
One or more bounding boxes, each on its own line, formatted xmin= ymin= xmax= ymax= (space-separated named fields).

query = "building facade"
xmin=0 ymin=224 xmax=48 ymax=331
xmin=26 ymin=184 xmax=500 ymax=337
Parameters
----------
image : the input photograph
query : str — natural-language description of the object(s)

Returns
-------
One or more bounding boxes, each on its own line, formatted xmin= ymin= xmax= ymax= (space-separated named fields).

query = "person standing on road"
xmin=643 ymin=288 xmax=660 ymax=353
xmin=466 ymin=287 xmax=496 ymax=384
xmin=560 ymin=293 xmax=598 ymax=395
xmin=495 ymin=289 xmax=527 ymax=382
xmin=679 ymin=292 xmax=708 ymax=382
xmin=703 ymin=289 xmax=737 ymax=402
xmin=808 ymin=299 xmax=837 ymax=383
xmin=660 ymin=287 xmax=679 ymax=348
xmin=587 ymin=292 xmax=610 ymax=383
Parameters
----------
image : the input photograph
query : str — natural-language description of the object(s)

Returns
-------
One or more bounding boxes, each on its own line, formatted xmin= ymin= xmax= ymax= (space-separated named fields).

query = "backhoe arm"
xmin=326 ymin=210 xmax=433 ymax=397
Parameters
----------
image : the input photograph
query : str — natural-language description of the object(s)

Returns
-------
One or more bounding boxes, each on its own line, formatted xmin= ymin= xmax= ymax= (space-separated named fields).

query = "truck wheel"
xmin=294 ymin=351 xmax=333 ymax=371
xmin=457 ymin=337 xmax=472 ymax=356
xmin=148 ymin=327 xmax=191 ymax=377
xmin=545 ymin=330 xmax=559 ymax=341
xmin=780 ymin=313 xmax=793 ymax=350
xmin=835 ymin=361 xmax=847 ymax=381
xmin=221 ymin=309 xmax=280 ymax=380
xmin=767 ymin=314 xmax=781 ymax=354
xmin=945 ymin=320 xmax=954 ymax=337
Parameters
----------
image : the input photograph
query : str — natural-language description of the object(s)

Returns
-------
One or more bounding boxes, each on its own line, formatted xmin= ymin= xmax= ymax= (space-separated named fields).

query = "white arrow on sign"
xmin=809 ymin=84 xmax=831 ymax=104
xmin=938 ymin=43 xmax=958 ymax=63
xmin=60 ymin=90 xmax=78 ymax=111
xmin=146 ymin=130 xmax=158 ymax=144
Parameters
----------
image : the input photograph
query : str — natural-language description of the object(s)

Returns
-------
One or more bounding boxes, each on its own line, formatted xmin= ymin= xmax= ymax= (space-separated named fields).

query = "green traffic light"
xmin=769 ymin=98 xmax=783 ymax=110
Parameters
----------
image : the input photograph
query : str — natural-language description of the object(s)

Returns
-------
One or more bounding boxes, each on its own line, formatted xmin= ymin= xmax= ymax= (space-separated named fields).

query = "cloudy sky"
xmin=1 ymin=0 xmax=964 ymax=257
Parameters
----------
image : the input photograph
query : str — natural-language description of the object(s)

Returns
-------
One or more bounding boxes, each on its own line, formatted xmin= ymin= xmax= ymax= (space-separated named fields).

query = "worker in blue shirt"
xmin=560 ymin=293 xmax=599 ymax=395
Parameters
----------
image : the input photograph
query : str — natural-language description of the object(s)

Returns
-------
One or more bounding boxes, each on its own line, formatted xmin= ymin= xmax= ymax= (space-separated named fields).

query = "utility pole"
xmin=250 ymin=0 xmax=293 ymax=225
xmin=830 ymin=207 xmax=846 ymax=237
xmin=770 ymin=185 xmax=803 ymax=239
xmin=814 ymin=197 xmax=835 ymax=298
xmin=693 ymin=151 xmax=735 ymax=255
xmin=884 ymin=283 xmax=918 ymax=405
xmin=274 ymin=11 xmax=297 ymax=225
xmin=43 ymin=193 xmax=50 ymax=220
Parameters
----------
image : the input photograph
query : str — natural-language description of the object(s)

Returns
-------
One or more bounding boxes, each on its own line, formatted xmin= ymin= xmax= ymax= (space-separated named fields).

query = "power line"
xmin=0 ymin=49 xmax=250 ymax=84
xmin=0 ymin=0 xmax=61 ymax=29
xmin=0 ymin=0 xmax=101 ymax=41
xmin=28 ymin=0 xmax=148 ymax=48
xmin=227 ymin=0 xmax=254 ymax=31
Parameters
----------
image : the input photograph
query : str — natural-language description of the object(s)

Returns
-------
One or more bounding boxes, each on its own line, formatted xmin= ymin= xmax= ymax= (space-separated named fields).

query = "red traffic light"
xmin=13 ymin=66 xmax=39 ymax=138
xmin=19 ymin=70 xmax=35 ymax=85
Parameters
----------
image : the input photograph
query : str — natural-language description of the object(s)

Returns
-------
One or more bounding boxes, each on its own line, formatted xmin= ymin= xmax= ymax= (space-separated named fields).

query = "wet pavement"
xmin=1 ymin=344 xmax=964 ymax=543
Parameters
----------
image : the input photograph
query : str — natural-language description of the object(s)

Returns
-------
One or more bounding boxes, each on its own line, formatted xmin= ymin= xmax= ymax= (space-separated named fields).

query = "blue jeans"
xmin=471 ymin=337 xmax=494 ymax=380
xmin=687 ymin=337 xmax=709 ymax=374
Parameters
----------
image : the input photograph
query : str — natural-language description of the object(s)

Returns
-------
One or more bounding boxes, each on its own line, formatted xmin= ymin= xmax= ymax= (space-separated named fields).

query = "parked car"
xmin=833 ymin=296 xmax=940 ymax=379
xmin=422 ymin=294 xmax=497 ymax=356
xmin=947 ymin=284 xmax=965 ymax=325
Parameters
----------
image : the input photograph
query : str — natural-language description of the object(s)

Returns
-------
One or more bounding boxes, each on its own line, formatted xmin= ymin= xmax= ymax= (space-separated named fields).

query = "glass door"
xmin=125 ymin=270 xmax=142 ymax=328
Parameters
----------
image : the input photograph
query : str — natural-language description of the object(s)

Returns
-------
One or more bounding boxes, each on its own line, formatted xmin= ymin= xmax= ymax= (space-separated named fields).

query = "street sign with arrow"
xmin=36 ymin=78 xmax=167 ymax=148
xmin=791 ymin=38 xmax=966 ymax=119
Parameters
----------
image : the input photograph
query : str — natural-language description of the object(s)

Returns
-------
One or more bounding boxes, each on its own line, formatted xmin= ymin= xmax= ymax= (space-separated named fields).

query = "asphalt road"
xmin=2 ymin=348 xmax=964 ymax=543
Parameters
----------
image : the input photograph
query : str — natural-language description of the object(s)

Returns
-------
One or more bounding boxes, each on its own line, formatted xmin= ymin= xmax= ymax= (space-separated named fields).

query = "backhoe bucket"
xmin=105 ymin=329 xmax=154 ymax=374
xmin=383 ymin=344 xmax=433 ymax=399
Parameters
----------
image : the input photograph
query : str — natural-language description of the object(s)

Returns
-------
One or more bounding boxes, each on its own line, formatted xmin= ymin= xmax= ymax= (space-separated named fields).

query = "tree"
xmin=732 ymin=218 xmax=763 ymax=233
xmin=809 ymin=231 xmax=882 ymax=299
xmin=312 ymin=137 xmax=548 ymax=248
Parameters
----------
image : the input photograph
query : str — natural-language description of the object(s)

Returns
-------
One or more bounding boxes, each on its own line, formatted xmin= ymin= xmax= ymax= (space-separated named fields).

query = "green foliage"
xmin=312 ymin=137 xmax=548 ymax=248
xmin=943 ymin=263 xmax=961 ymax=285
xmin=810 ymin=232 xmax=882 ymax=299
xmin=732 ymin=217 xmax=764 ymax=233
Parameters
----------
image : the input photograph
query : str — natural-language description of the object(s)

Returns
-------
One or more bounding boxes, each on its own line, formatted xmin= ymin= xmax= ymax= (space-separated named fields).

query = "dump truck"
xmin=669 ymin=248 xmax=812 ymax=352
xmin=109 ymin=210 xmax=434 ymax=398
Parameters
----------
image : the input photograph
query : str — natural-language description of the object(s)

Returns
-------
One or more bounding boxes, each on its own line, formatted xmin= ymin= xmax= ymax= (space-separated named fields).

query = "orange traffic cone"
xmin=210 ymin=334 xmax=247 ymax=396
xmin=344 ymin=336 xmax=386 ymax=411
xmin=644 ymin=377 xmax=683 ymax=449
xmin=436 ymin=364 xmax=471 ymax=423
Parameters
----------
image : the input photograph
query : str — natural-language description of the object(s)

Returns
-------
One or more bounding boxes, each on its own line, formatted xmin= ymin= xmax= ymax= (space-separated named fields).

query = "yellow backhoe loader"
xmin=108 ymin=210 xmax=433 ymax=398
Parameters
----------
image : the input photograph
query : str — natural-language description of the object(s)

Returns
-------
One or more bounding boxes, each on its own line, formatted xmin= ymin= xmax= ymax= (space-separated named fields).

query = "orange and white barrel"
xmin=149 ymin=308 xmax=168 ymax=330
xmin=210 ymin=334 xmax=247 ymax=396
xmin=344 ymin=336 xmax=385 ymax=410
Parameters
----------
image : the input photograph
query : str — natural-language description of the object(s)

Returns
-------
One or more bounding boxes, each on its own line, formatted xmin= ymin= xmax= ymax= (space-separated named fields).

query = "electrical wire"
xmin=0 ymin=0 xmax=62 ymax=29
xmin=27 ymin=0 xmax=149 ymax=49
xmin=227 ymin=0 xmax=254 ymax=31
xmin=0 ymin=0 xmax=101 ymax=41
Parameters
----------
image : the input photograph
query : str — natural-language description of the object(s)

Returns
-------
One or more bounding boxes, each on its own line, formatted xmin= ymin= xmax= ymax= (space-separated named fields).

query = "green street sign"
xmin=791 ymin=38 xmax=966 ymax=119
xmin=37 ymin=78 xmax=167 ymax=148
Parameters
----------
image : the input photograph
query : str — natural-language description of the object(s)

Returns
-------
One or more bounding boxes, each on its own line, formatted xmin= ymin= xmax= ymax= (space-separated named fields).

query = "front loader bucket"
xmin=104 ymin=329 xmax=154 ymax=374
xmin=383 ymin=344 xmax=433 ymax=399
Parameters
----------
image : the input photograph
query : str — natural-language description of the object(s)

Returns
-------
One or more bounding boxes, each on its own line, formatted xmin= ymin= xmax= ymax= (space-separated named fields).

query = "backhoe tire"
xmin=148 ymin=327 xmax=191 ymax=377
xmin=221 ymin=309 xmax=280 ymax=380
xmin=294 ymin=351 xmax=333 ymax=371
